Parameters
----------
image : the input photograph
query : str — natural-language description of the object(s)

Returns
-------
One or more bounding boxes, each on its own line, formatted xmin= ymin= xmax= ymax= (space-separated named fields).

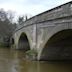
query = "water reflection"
xmin=0 ymin=48 xmax=72 ymax=72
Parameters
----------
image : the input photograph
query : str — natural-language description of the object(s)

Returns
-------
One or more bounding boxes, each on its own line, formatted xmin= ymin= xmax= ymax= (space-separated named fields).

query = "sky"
xmin=0 ymin=0 xmax=72 ymax=18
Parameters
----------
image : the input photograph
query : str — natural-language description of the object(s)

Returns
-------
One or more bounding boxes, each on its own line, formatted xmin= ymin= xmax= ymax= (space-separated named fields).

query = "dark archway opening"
xmin=10 ymin=38 xmax=15 ymax=48
xmin=11 ymin=38 xmax=14 ymax=45
xmin=18 ymin=33 xmax=30 ymax=51
xmin=41 ymin=29 xmax=72 ymax=61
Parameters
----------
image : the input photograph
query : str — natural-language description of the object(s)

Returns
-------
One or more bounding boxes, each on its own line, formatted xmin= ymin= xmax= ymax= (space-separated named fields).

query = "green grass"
xmin=0 ymin=43 xmax=9 ymax=48
xmin=25 ymin=49 xmax=37 ymax=60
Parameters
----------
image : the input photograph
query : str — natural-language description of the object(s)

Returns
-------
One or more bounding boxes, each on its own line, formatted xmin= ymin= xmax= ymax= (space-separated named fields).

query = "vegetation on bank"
xmin=0 ymin=43 xmax=4 ymax=47
xmin=0 ymin=42 xmax=10 ymax=48
xmin=0 ymin=8 xmax=29 ymax=47
xmin=25 ymin=49 xmax=37 ymax=60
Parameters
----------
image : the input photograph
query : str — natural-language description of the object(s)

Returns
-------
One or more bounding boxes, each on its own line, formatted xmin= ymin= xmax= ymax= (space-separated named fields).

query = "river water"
xmin=0 ymin=48 xmax=72 ymax=72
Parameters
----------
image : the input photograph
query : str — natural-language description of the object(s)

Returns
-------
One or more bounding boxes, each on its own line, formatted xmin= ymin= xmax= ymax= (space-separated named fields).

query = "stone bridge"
xmin=11 ymin=1 xmax=72 ymax=60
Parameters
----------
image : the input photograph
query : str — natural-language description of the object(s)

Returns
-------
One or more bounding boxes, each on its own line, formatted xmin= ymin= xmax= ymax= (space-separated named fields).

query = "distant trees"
xmin=17 ymin=15 xmax=28 ymax=25
xmin=17 ymin=16 xmax=24 ymax=25
xmin=0 ymin=8 xmax=16 ymax=47
xmin=0 ymin=9 xmax=16 ymax=36
xmin=0 ymin=8 xmax=31 ymax=47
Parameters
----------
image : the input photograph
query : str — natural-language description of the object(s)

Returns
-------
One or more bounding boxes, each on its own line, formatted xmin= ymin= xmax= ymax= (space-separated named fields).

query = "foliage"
xmin=0 ymin=9 xmax=16 ymax=36
xmin=0 ymin=8 xmax=29 ymax=47
xmin=17 ymin=16 xmax=24 ymax=24
xmin=25 ymin=49 xmax=37 ymax=60
xmin=0 ymin=8 xmax=16 ymax=46
xmin=17 ymin=15 xmax=28 ymax=25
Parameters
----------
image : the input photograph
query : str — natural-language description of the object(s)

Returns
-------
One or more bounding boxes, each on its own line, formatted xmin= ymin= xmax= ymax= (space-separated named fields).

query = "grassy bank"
xmin=25 ymin=49 xmax=37 ymax=60
xmin=0 ymin=42 xmax=10 ymax=48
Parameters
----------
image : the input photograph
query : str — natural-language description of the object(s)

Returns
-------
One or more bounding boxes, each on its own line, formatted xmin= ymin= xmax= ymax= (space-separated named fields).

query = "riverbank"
xmin=25 ymin=49 xmax=37 ymax=61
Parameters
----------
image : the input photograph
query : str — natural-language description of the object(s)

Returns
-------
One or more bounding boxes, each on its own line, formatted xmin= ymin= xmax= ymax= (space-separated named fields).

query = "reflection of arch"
xmin=18 ymin=32 xmax=30 ymax=51
xmin=41 ymin=29 xmax=72 ymax=60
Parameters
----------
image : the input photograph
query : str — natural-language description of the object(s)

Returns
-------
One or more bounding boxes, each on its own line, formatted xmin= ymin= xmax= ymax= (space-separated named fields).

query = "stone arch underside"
xmin=40 ymin=24 xmax=72 ymax=60
xmin=18 ymin=32 xmax=30 ymax=51
xmin=41 ymin=29 xmax=72 ymax=60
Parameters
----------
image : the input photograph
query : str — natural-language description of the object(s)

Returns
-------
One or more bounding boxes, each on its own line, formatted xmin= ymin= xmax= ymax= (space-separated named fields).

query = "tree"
xmin=0 ymin=8 xmax=16 ymax=46
xmin=17 ymin=16 xmax=24 ymax=25
xmin=17 ymin=15 xmax=28 ymax=25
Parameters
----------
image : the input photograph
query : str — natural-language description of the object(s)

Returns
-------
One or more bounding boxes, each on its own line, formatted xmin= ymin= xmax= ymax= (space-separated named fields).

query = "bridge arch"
xmin=39 ymin=24 xmax=72 ymax=60
xmin=18 ymin=32 xmax=30 ymax=51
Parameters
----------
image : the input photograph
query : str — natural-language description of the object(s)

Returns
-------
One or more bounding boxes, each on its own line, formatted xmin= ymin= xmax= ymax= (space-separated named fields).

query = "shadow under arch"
xmin=11 ymin=38 xmax=14 ymax=45
xmin=40 ymin=29 xmax=72 ymax=61
xmin=10 ymin=38 xmax=15 ymax=48
xmin=18 ymin=32 xmax=30 ymax=51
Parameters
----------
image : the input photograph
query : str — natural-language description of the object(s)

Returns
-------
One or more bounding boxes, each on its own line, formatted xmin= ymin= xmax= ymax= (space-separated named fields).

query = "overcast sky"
xmin=0 ymin=0 xmax=72 ymax=18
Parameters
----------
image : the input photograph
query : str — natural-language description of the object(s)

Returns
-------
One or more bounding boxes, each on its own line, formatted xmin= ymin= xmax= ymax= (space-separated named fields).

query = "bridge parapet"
xmin=16 ymin=1 xmax=72 ymax=31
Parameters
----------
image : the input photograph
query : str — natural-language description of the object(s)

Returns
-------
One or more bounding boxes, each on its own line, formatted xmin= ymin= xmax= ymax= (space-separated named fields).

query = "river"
xmin=0 ymin=48 xmax=72 ymax=72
